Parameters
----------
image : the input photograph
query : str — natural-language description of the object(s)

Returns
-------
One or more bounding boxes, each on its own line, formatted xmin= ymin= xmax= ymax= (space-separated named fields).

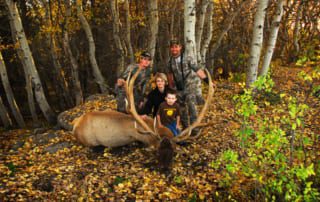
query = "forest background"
xmin=0 ymin=0 xmax=319 ymax=201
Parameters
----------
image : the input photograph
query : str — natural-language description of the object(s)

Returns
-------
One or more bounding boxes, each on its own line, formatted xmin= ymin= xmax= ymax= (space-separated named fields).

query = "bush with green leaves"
xmin=211 ymin=75 xmax=320 ymax=201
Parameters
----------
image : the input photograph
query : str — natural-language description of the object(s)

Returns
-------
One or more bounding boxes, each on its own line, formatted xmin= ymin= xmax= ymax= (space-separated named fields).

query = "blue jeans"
xmin=165 ymin=121 xmax=180 ymax=136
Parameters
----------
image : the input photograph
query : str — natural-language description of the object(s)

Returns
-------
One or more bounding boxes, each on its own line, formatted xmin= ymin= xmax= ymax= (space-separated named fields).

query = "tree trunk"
xmin=260 ymin=0 xmax=284 ymax=76
xmin=0 ymin=96 xmax=12 ymax=128
xmin=196 ymin=0 xmax=210 ymax=67
xmin=147 ymin=0 xmax=159 ymax=61
xmin=293 ymin=0 xmax=305 ymax=58
xmin=184 ymin=0 xmax=197 ymax=61
xmin=76 ymin=0 xmax=108 ymax=93
xmin=246 ymin=0 xmax=269 ymax=88
xmin=7 ymin=4 xmax=38 ymax=124
xmin=6 ymin=0 xmax=56 ymax=124
xmin=123 ymin=0 xmax=134 ymax=63
xmin=200 ymin=1 xmax=214 ymax=69
xmin=110 ymin=0 xmax=126 ymax=76
xmin=63 ymin=0 xmax=83 ymax=105
xmin=0 ymin=51 xmax=25 ymax=128
xmin=43 ymin=0 xmax=73 ymax=108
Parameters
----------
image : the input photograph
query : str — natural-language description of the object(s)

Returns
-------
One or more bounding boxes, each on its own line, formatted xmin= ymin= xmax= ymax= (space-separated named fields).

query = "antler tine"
xmin=126 ymin=68 xmax=156 ymax=135
xmin=173 ymin=69 xmax=215 ymax=142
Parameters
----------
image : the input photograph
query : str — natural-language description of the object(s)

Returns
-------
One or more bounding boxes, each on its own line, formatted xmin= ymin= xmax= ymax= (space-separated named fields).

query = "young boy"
xmin=157 ymin=89 xmax=181 ymax=136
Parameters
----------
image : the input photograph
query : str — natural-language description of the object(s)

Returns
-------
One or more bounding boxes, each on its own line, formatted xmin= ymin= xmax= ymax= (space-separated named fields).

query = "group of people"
xmin=116 ymin=39 xmax=211 ymax=136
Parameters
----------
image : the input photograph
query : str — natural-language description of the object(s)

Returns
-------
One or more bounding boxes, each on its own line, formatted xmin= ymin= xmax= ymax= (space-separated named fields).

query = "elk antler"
xmin=125 ymin=68 xmax=159 ymax=138
xmin=173 ymin=69 xmax=215 ymax=142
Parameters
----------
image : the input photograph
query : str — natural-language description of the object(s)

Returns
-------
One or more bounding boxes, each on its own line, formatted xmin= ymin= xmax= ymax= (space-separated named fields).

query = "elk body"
xmin=72 ymin=68 xmax=214 ymax=169
xmin=73 ymin=110 xmax=173 ymax=148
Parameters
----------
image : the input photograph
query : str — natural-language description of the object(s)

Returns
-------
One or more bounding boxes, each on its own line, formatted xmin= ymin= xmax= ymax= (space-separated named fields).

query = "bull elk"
xmin=72 ymin=68 xmax=214 ymax=169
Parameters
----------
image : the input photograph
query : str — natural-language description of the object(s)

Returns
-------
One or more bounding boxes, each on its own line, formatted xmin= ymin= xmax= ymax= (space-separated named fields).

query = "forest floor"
xmin=0 ymin=64 xmax=319 ymax=201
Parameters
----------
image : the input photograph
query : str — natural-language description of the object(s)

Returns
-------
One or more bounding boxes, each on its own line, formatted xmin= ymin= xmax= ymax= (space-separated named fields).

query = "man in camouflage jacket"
xmin=166 ymin=39 xmax=211 ymax=132
xmin=116 ymin=51 xmax=152 ymax=113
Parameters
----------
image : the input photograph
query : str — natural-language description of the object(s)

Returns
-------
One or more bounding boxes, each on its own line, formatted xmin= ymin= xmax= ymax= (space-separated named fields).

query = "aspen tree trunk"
xmin=0 ymin=96 xmax=12 ymax=128
xmin=43 ymin=0 xmax=73 ymax=108
xmin=123 ymin=0 xmax=134 ymax=63
xmin=147 ymin=0 xmax=159 ymax=60
xmin=0 ymin=51 xmax=25 ymax=127
xmin=5 ymin=0 xmax=56 ymax=124
xmin=260 ymin=0 xmax=284 ymax=76
xmin=63 ymin=0 xmax=83 ymax=105
xmin=293 ymin=0 xmax=305 ymax=57
xmin=196 ymin=0 xmax=210 ymax=66
xmin=76 ymin=0 xmax=108 ymax=93
xmin=246 ymin=0 xmax=269 ymax=88
xmin=184 ymin=0 xmax=197 ymax=61
xmin=8 ymin=8 xmax=38 ymax=123
xmin=200 ymin=1 xmax=214 ymax=68
xmin=110 ymin=0 xmax=126 ymax=76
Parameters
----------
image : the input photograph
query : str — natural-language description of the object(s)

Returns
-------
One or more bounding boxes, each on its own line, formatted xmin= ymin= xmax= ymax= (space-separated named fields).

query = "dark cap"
xmin=170 ymin=38 xmax=181 ymax=46
xmin=140 ymin=51 xmax=152 ymax=60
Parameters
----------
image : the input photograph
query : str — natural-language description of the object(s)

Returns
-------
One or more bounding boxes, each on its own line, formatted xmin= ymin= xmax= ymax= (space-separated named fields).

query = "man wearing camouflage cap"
xmin=116 ymin=51 xmax=152 ymax=113
xmin=166 ymin=39 xmax=211 ymax=134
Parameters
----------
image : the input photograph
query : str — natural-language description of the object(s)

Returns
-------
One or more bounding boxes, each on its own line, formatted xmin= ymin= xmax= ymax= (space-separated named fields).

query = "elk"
xmin=73 ymin=68 xmax=214 ymax=168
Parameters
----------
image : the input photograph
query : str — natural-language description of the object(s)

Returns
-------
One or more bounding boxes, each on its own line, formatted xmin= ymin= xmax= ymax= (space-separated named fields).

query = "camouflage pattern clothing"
xmin=166 ymin=53 xmax=203 ymax=129
xmin=116 ymin=64 xmax=151 ymax=113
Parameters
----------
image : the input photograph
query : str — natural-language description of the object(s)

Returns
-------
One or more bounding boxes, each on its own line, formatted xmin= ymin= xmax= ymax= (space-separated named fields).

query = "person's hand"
xmin=117 ymin=78 xmax=125 ymax=86
xmin=176 ymin=124 xmax=181 ymax=130
xmin=212 ymin=81 xmax=217 ymax=89
xmin=140 ymin=114 xmax=148 ymax=120
xmin=158 ymin=124 xmax=164 ymax=128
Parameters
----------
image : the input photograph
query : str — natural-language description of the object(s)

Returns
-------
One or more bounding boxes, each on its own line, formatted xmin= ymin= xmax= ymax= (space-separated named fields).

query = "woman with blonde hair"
xmin=141 ymin=73 xmax=168 ymax=118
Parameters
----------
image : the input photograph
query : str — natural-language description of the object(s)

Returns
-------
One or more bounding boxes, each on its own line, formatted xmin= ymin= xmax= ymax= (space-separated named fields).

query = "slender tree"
xmin=110 ymin=0 xmax=126 ymax=76
xmin=0 ymin=51 xmax=25 ymax=127
xmin=184 ymin=0 xmax=197 ymax=61
xmin=0 ymin=96 xmax=12 ymax=128
xmin=246 ymin=0 xmax=269 ymax=88
xmin=200 ymin=0 xmax=214 ymax=69
xmin=62 ymin=0 xmax=83 ymax=105
xmin=147 ymin=0 xmax=159 ymax=60
xmin=76 ymin=0 xmax=108 ymax=93
xmin=260 ymin=0 xmax=284 ymax=76
xmin=42 ymin=0 xmax=73 ymax=108
xmin=5 ymin=0 xmax=56 ymax=124
xmin=196 ymin=0 xmax=210 ymax=66
xmin=123 ymin=0 xmax=134 ymax=63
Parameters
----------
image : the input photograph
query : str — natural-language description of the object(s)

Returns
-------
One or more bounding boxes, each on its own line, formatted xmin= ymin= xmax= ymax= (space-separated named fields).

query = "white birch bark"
xmin=246 ymin=0 xmax=269 ymax=88
xmin=0 ymin=51 xmax=25 ymax=127
xmin=260 ymin=0 xmax=284 ymax=76
xmin=0 ymin=96 xmax=12 ymax=128
xmin=76 ymin=0 xmax=108 ymax=93
xmin=196 ymin=0 xmax=210 ymax=66
xmin=147 ymin=0 xmax=159 ymax=61
xmin=184 ymin=0 xmax=197 ymax=61
xmin=5 ymin=0 xmax=56 ymax=123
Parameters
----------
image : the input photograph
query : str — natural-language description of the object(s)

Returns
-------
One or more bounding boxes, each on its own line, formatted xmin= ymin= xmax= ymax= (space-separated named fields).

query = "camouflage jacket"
xmin=120 ymin=64 xmax=152 ymax=95
xmin=166 ymin=53 xmax=201 ymax=92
